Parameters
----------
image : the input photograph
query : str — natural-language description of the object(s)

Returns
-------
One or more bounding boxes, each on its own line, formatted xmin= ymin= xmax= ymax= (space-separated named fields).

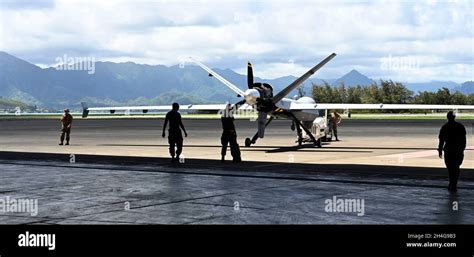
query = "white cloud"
xmin=0 ymin=0 xmax=472 ymax=82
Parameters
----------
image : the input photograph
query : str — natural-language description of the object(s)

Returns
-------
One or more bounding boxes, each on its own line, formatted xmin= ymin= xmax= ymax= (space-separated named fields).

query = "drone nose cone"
xmin=245 ymin=88 xmax=260 ymax=98
xmin=244 ymin=88 xmax=260 ymax=105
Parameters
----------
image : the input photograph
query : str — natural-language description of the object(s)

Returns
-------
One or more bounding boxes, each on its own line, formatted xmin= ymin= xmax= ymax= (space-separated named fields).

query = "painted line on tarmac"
xmin=379 ymin=146 xmax=474 ymax=159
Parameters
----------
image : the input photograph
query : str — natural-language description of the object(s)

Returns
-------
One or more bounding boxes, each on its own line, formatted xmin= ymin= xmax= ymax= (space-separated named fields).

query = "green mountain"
xmin=1 ymin=51 xmax=469 ymax=110
xmin=454 ymin=81 xmax=474 ymax=94
xmin=0 ymin=52 xmax=241 ymax=109
xmin=1 ymin=51 xmax=312 ymax=109
xmin=0 ymin=97 xmax=35 ymax=112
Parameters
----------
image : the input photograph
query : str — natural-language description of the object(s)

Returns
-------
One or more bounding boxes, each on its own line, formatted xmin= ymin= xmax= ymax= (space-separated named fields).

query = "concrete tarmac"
xmin=1 ymin=118 xmax=474 ymax=224
xmin=0 ymin=118 xmax=473 ymax=170
xmin=0 ymin=160 xmax=473 ymax=224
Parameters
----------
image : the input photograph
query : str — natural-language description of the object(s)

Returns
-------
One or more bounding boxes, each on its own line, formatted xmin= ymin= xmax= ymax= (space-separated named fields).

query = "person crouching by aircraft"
xmin=438 ymin=111 xmax=466 ymax=192
xmin=328 ymin=111 xmax=342 ymax=141
xmin=59 ymin=109 xmax=73 ymax=145
xmin=162 ymin=103 xmax=188 ymax=163
xmin=220 ymin=104 xmax=242 ymax=163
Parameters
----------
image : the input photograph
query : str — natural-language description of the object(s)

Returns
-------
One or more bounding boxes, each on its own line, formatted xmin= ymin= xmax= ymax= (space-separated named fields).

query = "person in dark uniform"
xmin=438 ymin=111 xmax=466 ymax=192
xmin=220 ymin=104 xmax=241 ymax=163
xmin=162 ymin=103 xmax=188 ymax=162
xmin=59 ymin=109 xmax=73 ymax=145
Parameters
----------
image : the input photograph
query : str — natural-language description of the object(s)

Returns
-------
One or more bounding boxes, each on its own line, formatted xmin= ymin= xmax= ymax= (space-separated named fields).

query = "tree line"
xmin=311 ymin=80 xmax=474 ymax=112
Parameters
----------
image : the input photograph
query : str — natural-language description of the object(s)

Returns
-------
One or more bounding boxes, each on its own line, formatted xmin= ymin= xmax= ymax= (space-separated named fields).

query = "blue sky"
xmin=0 ymin=0 xmax=472 ymax=82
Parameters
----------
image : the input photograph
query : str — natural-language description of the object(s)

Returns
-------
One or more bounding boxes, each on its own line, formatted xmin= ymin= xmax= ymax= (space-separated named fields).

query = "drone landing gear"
xmin=245 ymin=117 xmax=274 ymax=147
xmin=288 ymin=112 xmax=321 ymax=148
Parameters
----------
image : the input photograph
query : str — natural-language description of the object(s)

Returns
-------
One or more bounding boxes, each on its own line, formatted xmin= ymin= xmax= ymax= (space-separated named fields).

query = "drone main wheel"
xmin=245 ymin=138 xmax=252 ymax=147
xmin=315 ymin=138 xmax=322 ymax=148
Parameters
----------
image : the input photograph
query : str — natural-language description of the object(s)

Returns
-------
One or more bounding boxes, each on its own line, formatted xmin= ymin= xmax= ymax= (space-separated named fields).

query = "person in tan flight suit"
xmin=328 ymin=111 xmax=342 ymax=141
xmin=59 ymin=109 xmax=73 ymax=145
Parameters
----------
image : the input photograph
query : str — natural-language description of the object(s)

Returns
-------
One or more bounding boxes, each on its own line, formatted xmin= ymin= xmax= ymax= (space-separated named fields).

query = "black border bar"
xmin=0 ymin=225 xmax=473 ymax=257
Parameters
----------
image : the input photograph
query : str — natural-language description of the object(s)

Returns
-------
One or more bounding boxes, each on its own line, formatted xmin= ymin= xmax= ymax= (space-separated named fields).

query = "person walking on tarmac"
xmin=328 ymin=111 xmax=342 ymax=141
xmin=59 ymin=109 xmax=73 ymax=145
xmin=220 ymin=104 xmax=241 ymax=163
xmin=438 ymin=111 xmax=466 ymax=192
xmin=162 ymin=103 xmax=188 ymax=163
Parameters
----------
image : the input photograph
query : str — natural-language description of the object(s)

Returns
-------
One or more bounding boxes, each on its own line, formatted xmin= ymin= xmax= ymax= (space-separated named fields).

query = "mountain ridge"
xmin=0 ymin=52 xmax=471 ymax=109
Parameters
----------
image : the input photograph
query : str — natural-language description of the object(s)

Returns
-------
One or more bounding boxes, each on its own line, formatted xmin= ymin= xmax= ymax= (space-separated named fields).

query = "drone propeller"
xmin=247 ymin=62 xmax=254 ymax=89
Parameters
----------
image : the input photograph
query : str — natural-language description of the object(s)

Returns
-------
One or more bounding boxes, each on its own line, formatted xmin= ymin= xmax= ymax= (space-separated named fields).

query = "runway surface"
xmin=1 ymin=118 xmax=473 ymax=169
xmin=0 ymin=160 xmax=473 ymax=224
xmin=1 ymin=118 xmax=474 ymax=224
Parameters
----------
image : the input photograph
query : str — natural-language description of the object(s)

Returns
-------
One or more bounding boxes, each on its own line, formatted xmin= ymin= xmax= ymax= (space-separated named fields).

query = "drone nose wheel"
xmin=245 ymin=138 xmax=252 ymax=147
